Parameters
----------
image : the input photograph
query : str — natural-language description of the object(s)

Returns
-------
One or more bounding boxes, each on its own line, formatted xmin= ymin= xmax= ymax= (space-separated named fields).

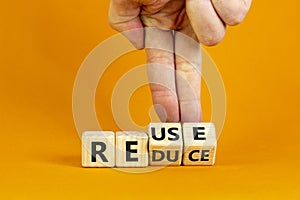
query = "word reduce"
xmin=82 ymin=122 xmax=217 ymax=167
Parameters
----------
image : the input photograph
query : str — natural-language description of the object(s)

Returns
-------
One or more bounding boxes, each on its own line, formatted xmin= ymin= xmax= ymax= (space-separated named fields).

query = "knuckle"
xmin=108 ymin=20 xmax=115 ymax=29
xmin=147 ymin=55 xmax=174 ymax=65
xmin=108 ymin=18 xmax=118 ymax=30
xmin=176 ymin=60 xmax=198 ymax=75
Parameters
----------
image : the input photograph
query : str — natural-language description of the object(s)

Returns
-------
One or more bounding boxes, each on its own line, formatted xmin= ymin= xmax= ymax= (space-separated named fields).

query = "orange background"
xmin=1 ymin=0 xmax=299 ymax=199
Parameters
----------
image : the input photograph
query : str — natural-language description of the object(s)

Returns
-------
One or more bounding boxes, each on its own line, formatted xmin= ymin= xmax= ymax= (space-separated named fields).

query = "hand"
xmin=108 ymin=0 xmax=252 ymax=122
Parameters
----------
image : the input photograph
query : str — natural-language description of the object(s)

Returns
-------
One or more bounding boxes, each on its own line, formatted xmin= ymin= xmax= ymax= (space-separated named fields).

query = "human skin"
xmin=108 ymin=0 xmax=252 ymax=122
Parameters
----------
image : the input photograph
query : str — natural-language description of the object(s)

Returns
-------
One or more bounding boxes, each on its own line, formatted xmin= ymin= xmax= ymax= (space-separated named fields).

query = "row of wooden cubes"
xmin=82 ymin=123 xmax=217 ymax=167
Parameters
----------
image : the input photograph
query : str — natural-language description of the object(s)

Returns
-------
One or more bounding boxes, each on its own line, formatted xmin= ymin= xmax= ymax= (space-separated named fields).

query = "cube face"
xmin=183 ymin=123 xmax=217 ymax=165
xmin=82 ymin=131 xmax=115 ymax=167
xmin=149 ymin=123 xmax=183 ymax=166
xmin=183 ymin=146 xmax=217 ymax=166
xmin=116 ymin=131 xmax=148 ymax=167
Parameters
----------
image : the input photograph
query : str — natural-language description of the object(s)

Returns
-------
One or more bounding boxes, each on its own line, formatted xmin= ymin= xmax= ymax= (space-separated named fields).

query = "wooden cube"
xmin=116 ymin=131 xmax=148 ymax=167
xmin=82 ymin=131 xmax=115 ymax=167
xmin=182 ymin=123 xmax=217 ymax=165
xmin=149 ymin=123 xmax=183 ymax=166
